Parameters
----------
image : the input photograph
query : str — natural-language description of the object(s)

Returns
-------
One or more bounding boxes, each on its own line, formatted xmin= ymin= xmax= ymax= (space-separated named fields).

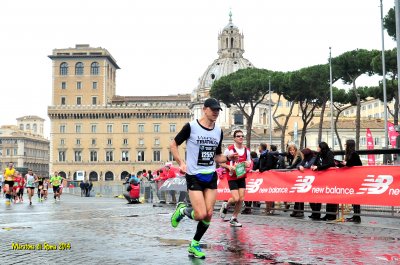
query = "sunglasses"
xmin=235 ymin=135 xmax=244 ymax=138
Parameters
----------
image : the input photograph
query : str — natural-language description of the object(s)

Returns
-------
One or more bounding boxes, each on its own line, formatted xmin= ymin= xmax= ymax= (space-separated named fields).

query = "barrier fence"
xmin=64 ymin=165 xmax=400 ymax=219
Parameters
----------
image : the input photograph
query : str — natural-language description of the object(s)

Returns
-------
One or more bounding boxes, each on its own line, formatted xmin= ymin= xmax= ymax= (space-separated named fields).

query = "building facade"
xmin=0 ymin=124 xmax=49 ymax=176
xmin=48 ymin=45 xmax=189 ymax=182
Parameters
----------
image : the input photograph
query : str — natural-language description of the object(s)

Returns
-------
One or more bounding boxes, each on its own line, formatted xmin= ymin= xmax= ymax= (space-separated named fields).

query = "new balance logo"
xmin=289 ymin=176 xmax=315 ymax=193
xmin=356 ymin=175 xmax=393 ymax=195
xmin=246 ymin=179 xmax=263 ymax=193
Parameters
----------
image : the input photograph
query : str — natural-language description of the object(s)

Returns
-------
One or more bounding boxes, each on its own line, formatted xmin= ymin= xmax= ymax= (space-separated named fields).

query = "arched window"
xmin=231 ymin=38 xmax=234 ymax=48
xmin=60 ymin=62 xmax=68 ymax=75
xmin=89 ymin=171 xmax=98 ymax=181
xmin=105 ymin=171 xmax=114 ymax=181
xmin=75 ymin=62 xmax=84 ymax=75
xmin=120 ymin=171 xmax=130 ymax=181
xmin=91 ymin=62 xmax=99 ymax=75
xmin=33 ymin=124 xmax=37 ymax=133
xmin=26 ymin=124 xmax=30 ymax=130
xmin=226 ymin=38 xmax=228 ymax=49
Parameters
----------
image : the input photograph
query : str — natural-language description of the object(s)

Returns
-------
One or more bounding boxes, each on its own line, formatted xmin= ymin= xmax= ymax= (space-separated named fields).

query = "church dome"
xmin=198 ymin=57 xmax=253 ymax=89
xmin=195 ymin=12 xmax=254 ymax=91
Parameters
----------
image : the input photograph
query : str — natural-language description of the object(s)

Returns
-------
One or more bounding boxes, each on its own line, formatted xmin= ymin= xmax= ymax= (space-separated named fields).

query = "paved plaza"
xmin=0 ymin=194 xmax=399 ymax=265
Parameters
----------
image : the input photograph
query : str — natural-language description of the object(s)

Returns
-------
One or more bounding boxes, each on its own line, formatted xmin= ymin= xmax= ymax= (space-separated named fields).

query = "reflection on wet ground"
xmin=0 ymin=195 xmax=399 ymax=264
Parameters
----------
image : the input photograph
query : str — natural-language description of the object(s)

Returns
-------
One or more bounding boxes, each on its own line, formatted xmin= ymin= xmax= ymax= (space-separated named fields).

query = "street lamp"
xmin=329 ymin=47 xmax=334 ymax=150
xmin=380 ymin=0 xmax=389 ymax=157
xmin=269 ymin=79 xmax=272 ymax=146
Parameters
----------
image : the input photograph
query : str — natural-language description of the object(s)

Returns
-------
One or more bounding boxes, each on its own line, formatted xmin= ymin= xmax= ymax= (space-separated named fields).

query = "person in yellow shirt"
xmin=4 ymin=162 xmax=16 ymax=205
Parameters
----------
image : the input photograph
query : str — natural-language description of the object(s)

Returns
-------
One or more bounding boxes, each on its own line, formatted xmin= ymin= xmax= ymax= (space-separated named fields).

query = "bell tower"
xmin=218 ymin=11 xmax=245 ymax=59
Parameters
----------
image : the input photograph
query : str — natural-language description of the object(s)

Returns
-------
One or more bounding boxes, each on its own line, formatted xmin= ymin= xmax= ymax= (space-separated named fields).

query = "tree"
xmin=210 ymin=68 xmax=270 ymax=146
xmin=332 ymin=49 xmax=379 ymax=149
xmin=384 ymin=7 xmax=396 ymax=40
xmin=371 ymin=48 xmax=399 ymax=125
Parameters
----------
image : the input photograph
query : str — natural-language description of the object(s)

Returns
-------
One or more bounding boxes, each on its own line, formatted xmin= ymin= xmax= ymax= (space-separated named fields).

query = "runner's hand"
xmin=179 ymin=163 xmax=187 ymax=174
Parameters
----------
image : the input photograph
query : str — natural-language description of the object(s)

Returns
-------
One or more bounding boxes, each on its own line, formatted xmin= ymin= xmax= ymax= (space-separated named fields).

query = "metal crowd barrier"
xmin=63 ymin=180 xmax=189 ymax=204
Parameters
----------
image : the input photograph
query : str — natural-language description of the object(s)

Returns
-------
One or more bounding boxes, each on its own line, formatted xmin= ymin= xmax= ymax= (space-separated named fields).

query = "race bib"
xmin=27 ymin=180 xmax=34 ymax=186
xmin=197 ymin=145 xmax=216 ymax=166
xmin=235 ymin=162 xmax=246 ymax=178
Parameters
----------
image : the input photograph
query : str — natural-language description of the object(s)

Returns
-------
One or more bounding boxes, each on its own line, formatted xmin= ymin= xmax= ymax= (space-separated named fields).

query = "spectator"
xmin=147 ymin=170 xmax=154 ymax=181
xmin=290 ymin=148 xmax=316 ymax=217
xmin=124 ymin=179 xmax=140 ymax=204
xmin=310 ymin=142 xmax=336 ymax=221
xmin=80 ymin=181 xmax=86 ymax=197
xmin=257 ymin=143 xmax=277 ymax=214
xmin=339 ymin=139 xmax=362 ymax=223
xmin=88 ymin=181 xmax=93 ymax=197
xmin=84 ymin=180 xmax=90 ymax=197
xmin=270 ymin=144 xmax=285 ymax=169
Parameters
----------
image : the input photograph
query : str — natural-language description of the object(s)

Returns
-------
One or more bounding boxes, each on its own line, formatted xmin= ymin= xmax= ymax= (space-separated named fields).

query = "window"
xmin=106 ymin=151 xmax=113 ymax=161
xmin=234 ymin=113 xmax=244 ymax=125
xmin=169 ymin=124 xmax=176 ymax=132
xmin=122 ymin=124 xmax=129 ymax=133
xmin=61 ymin=82 xmax=66 ymax=89
xmin=154 ymin=139 xmax=160 ymax=146
xmin=368 ymin=104 xmax=372 ymax=109
xmin=60 ymin=139 xmax=65 ymax=145
xmin=154 ymin=124 xmax=160 ymax=132
xmin=61 ymin=97 xmax=66 ymax=105
xmin=92 ymin=82 xmax=97 ymax=89
xmin=91 ymin=62 xmax=99 ymax=75
xmin=360 ymin=137 xmax=366 ymax=146
xmin=6 ymin=149 xmax=10 ymax=156
xmin=91 ymin=124 xmax=97 ymax=133
xmin=58 ymin=151 xmax=66 ymax=162
xmin=153 ymin=150 xmax=161 ymax=161
xmin=138 ymin=124 xmax=144 ymax=133
xmin=137 ymin=151 xmax=145 ymax=161
xmin=60 ymin=125 xmax=66 ymax=133
xmin=90 ymin=151 xmax=97 ymax=162
xmin=74 ymin=151 xmax=82 ymax=162
xmin=76 ymin=139 xmax=81 ymax=145
xmin=286 ymin=101 xmax=292 ymax=107
xmin=91 ymin=139 xmax=96 ymax=145
xmin=60 ymin=62 xmax=68 ymax=75
xmin=92 ymin=97 xmax=97 ymax=105
xmin=362 ymin=106 xmax=366 ymax=111
xmin=75 ymin=124 xmax=82 ymax=133
xmin=107 ymin=138 xmax=112 ymax=145
xmin=14 ymin=148 xmax=17 ymax=155
xmin=26 ymin=124 xmax=30 ymax=130
xmin=19 ymin=124 xmax=24 ymax=130
xmin=123 ymin=138 xmax=128 ymax=145
xmin=169 ymin=151 xmax=174 ymax=161
xmin=374 ymin=102 xmax=378 ymax=107
xmin=77 ymin=97 xmax=82 ymax=105
xmin=77 ymin=82 xmax=82 ymax=89
xmin=139 ymin=138 xmax=144 ymax=146
xmin=75 ymin=62 xmax=84 ymax=75
xmin=107 ymin=124 xmax=113 ymax=133
xmin=374 ymin=137 xmax=380 ymax=146
xmin=33 ymin=124 xmax=37 ymax=133
xmin=122 ymin=151 xmax=129 ymax=161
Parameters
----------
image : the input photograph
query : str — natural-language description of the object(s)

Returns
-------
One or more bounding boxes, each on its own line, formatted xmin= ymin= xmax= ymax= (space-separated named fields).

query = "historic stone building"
xmin=48 ymin=45 xmax=189 ymax=182
xmin=0 ymin=122 xmax=49 ymax=177
xmin=190 ymin=13 xmax=282 ymax=151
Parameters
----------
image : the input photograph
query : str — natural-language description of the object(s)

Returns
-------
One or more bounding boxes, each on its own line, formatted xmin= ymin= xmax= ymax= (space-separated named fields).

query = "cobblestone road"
xmin=0 ymin=194 xmax=399 ymax=265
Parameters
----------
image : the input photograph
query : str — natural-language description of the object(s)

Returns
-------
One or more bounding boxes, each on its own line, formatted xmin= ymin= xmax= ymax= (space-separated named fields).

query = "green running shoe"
xmin=171 ymin=202 xmax=186 ymax=228
xmin=188 ymin=242 xmax=205 ymax=259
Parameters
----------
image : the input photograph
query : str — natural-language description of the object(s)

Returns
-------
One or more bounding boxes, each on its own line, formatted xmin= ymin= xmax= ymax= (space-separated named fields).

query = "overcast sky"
xmin=0 ymin=0 xmax=396 ymax=137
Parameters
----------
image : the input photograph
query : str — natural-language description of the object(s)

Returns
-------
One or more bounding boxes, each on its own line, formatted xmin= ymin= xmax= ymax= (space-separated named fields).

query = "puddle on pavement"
xmin=158 ymin=238 xmax=190 ymax=246
xmin=2 ymin=226 xmax=32 ymax=231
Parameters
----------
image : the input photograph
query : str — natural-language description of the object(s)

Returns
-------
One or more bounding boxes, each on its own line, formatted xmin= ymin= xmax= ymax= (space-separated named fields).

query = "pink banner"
xmin=387 ymin=121 xmax=399 ymax=148
xmin=216 ymin=167 xmax=400 ymax=206
xmin=366 ymin=128 xmax=375 ymax=165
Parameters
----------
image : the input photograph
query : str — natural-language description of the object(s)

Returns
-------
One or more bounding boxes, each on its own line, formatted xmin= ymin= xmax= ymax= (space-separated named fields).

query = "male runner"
xmin=50 ymin=171 xmax=63 ymax=202
xmin=4 ymin=162 xmax=16 ymax=205
xmin=37 ymin=175 xmax=45 ymax=202
xmin=170 ymin=98 xmax=238 ymax=259
xmin=25 ymin=169 xmax=37 ymax=205
xmin=219 ymin=130 xmax=252 ymax=227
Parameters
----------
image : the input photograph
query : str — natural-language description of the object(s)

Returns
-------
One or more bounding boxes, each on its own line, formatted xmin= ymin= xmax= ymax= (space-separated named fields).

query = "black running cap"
xmin=204 ymin=98 xmax=222 ymax=111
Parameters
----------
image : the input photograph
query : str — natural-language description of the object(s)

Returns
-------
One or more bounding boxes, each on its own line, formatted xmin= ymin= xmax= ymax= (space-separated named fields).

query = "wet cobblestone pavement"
xmin=1 ymin=194 xmax=399 ymax=264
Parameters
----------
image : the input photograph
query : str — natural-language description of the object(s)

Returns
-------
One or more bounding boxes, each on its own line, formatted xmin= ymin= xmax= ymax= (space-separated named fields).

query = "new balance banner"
xmin=216 ymin=166 xmax=400 ymax=206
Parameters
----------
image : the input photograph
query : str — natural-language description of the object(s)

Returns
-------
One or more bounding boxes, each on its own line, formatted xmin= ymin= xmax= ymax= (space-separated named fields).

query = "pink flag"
xmin=387 ymin=121 xmax=399 ymax=148
xmin=366 ymin=128 xmax=375 ymax=165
